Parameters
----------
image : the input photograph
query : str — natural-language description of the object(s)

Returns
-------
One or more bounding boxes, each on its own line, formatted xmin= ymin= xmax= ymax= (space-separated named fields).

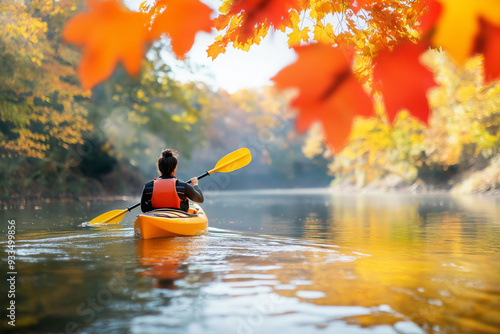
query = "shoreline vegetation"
xmin=2 ymin=172 xmax=499 ymax=206
xmin=2 ymin=188 xmax=499 ymax=207
xmin=330 ymin=168 xmax=500 ymax=196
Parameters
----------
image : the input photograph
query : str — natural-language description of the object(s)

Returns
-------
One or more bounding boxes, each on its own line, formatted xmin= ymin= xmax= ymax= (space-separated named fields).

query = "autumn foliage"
xmin=273 ymin=45 xmax=374 ymax=152
xmin=0 ymin=0 xmax=92 ymax=159
xmin=372 ymin=42 xmax=437 ymax=125
xmin=61 ymin=0 xmax=500 ymax=152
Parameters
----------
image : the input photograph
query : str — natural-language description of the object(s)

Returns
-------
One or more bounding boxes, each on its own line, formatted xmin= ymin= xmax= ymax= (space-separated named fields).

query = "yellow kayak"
xmin=133 ymin=204 xmax=208 ymax=239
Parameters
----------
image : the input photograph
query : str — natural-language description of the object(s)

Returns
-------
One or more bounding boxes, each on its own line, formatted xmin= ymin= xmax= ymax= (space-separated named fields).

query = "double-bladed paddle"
xmin=87 ymin=147 xmax=252 ymax=224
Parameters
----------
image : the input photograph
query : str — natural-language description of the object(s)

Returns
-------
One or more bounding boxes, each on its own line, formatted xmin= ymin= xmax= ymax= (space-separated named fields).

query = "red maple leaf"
xmin=63 ymin=0 xmax=149 ymax=89
xmin=230 ymin=0 xmax=301 ymax=35
xmin=272 ymin=44 xmax=374 ymax=152
xmin=417 ymin=0 xmax=443 ymax=37
xmin=474 ymin=18 xmax=500 ymax=83
xmin=373 ymin=41 xmax=438 ymax=125
xmin=149 ymin=0 xmax=213 ymax=59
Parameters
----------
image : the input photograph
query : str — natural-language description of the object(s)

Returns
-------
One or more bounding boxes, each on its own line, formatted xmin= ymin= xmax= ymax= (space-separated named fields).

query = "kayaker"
xmin=141 ymin=149 xmax=204 ymax=212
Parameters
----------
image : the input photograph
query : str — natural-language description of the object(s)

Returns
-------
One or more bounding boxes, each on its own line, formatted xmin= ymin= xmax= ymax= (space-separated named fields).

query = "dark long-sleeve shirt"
xmin=140 ymin=175 xmax=204 ymax=212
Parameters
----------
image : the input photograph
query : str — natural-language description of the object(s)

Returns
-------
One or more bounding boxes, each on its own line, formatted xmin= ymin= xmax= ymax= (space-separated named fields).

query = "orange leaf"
xmin=275 ymin=11 xmax=295 ymax=32
xmin=350 ymin=0 xmax=375 ymax=13
xmin=63 ymin=0 xmax=149 ymax=89
xmin=373 ymin=42 xmax=438 ymax=125
xmin=474 ymin=18 xmax=500 ymax=83
xmin=230 ymin=0 xmax=301 ymax=36
xmin=272 ymin=44 xmax=374 ymax=152
xmin=214 ymin=13 xmax=231 ymax=30
xmin=207 ymin=38 xmax=227 ymax=60
xmin=149 ymin=0 xmax=213 ymax=59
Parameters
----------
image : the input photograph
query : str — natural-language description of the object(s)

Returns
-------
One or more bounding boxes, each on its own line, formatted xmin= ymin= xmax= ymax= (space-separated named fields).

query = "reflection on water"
xmin=1 ymin=192 xmax=500 ymax=333
xmin=136 ymin=237 xmax=198 ymax=289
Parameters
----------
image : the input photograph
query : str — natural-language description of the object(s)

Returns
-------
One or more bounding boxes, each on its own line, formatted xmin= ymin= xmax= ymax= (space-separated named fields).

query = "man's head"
xmin=157 ymin=149 xmax=178 ymax=176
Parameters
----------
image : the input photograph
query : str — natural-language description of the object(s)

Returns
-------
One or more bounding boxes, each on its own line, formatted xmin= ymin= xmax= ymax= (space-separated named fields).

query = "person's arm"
xmin=141 ymin=180 xmax=154 ymax=212
xmin=184 ymin=177 xmax=204 ymax=203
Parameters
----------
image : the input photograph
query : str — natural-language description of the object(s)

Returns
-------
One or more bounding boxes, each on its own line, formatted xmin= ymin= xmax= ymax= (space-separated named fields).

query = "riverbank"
xmin=0 ymin=156 xmax=145 ymax=205
xmin=2 ymin=160 xmax=499 ymax=205
xmin=2 ymin=184 xmax=499 ymax=208
xmin=330 ymin=169 xmax=500 ymax=196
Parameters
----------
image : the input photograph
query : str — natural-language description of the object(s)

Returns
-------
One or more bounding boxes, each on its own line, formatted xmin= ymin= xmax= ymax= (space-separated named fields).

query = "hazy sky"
xmin=181 ymin=30 xmax=296 ymax=92
xmin=124 ymin=0 xmax=297 ymax=93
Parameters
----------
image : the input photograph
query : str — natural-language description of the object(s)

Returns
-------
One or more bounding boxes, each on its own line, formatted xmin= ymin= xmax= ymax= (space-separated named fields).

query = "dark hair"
xmin=157 ymin=149 xmax=178 ymax=176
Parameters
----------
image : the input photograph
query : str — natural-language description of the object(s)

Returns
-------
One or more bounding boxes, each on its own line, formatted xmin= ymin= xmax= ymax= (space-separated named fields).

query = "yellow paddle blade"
xmin=210 ymin=148 xmax=252 ymax=174
xmin=89 ymin=209 xmax=127 ymax=224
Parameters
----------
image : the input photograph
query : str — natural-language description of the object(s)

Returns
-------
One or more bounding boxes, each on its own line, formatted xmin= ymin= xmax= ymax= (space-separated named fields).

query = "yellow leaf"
xmin=185 ymin=113 xmax=198 ymax=124
xmin=290 ymin=9 xmax=301 ymax=26
xmin=136 ymin=89 xmax=145 ymax=99
xmin=313 ymin=22 xmax=335 ymax=44
xmin=310 ymin=7 xmax=318 ymax=20
xmin=219 ymin=0 xmax=233 ymax=14
xmin=288 ymin=27 xmax=310 ymax=47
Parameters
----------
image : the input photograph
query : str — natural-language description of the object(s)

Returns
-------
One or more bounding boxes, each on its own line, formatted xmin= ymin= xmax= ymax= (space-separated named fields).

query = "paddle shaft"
xmin=127 ymin=202 xmax=141 ymax=211
xmin=98 ymin=202 xmax=141 ymax=224
xmin=187 ymin=171 xmax=209 ymax=184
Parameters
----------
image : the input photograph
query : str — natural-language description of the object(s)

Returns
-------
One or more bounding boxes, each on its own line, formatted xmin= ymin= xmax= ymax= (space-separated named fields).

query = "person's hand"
xmin=190 ymin=177 xmax=198 ymax=186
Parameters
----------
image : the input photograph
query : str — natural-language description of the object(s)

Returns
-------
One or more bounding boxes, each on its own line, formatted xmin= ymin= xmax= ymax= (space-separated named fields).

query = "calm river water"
xmin=1 ymin=190 xmax=500 ymax=334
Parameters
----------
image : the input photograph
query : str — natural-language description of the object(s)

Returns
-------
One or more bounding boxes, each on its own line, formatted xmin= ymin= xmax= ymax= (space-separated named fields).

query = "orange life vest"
xmin=150 ymin=178 xmax=182 ymax=209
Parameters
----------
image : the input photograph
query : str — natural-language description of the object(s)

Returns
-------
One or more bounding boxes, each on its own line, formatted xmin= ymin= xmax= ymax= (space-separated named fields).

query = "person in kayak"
xmin=141 ymin=149 xmax=204 ymax=212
